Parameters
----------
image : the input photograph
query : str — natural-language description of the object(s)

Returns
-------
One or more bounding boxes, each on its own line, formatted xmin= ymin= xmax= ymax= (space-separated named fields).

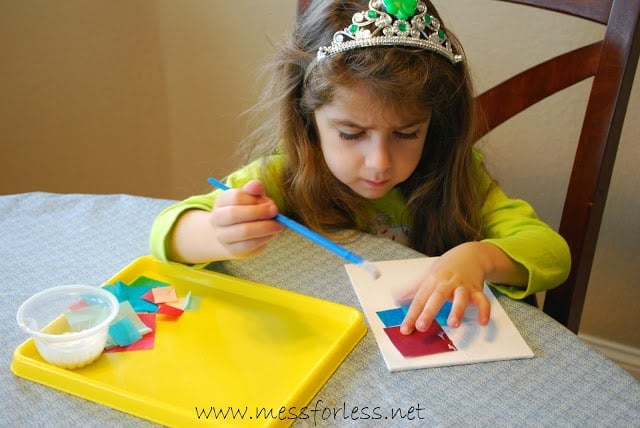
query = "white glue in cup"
xmin=17 ymin=285 xmax=119 ymax=369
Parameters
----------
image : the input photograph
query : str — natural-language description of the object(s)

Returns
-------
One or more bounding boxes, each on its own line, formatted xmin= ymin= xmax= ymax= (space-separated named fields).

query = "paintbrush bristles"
xmin=361 ymin=260 xmax=381 ymax=280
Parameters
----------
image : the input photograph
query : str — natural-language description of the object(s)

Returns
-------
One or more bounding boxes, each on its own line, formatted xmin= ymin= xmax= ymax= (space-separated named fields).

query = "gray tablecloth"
xmin=1 ymin=192 xmax=639 ymax=427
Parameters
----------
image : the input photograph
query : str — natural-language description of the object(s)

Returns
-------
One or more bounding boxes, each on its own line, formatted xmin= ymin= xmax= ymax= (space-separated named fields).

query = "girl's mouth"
xmin=362 ymin=178 xmax=390 ymax=188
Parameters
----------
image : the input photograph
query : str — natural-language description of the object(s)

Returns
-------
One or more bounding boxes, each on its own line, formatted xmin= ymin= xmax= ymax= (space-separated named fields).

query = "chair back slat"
xmin=499 ymin=0 xmax=612 ymax=24
xmin=475 ymin=42 xmax=601 ymax=138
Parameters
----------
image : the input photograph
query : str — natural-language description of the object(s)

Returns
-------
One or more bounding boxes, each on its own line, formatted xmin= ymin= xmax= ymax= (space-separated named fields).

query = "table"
xmin=1 ymin=192 xmax=638 ymax=427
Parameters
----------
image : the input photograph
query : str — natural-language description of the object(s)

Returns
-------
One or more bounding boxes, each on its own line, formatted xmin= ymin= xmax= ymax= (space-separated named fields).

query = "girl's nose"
xmin=364 ymin=138 xmax=392 ymax=170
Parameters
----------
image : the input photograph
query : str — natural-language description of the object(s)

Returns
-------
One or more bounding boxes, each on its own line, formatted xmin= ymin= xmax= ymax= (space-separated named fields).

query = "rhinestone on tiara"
xmin=317 ymin=0 xmax=463 ymax=64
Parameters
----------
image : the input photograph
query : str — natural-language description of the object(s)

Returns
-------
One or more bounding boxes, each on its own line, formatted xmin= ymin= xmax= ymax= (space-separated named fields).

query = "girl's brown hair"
xmin=241 ymin=0 xmax=490 ymax=256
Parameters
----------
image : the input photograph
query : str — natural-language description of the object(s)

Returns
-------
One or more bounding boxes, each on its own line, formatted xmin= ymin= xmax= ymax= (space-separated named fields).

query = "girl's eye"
xmin=337 ymin=130 xmax=419 ymax=141
xmin=395 ymin=131 xmax=419 ymax=140
xmin=339 ymin=131 xmax=364 ymax=141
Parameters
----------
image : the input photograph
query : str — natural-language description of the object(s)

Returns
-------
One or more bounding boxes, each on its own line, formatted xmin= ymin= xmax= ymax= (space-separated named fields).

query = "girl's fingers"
xmin=399 ymin=282 xmax=434 ymax=335
xmin=447 ymin=286 xmax=470 ymax=328
xmin=241 ymin=179 xmax=266 ymax=197
xmin=215 ymin=182 xmax=270 ymax=210
xmin=216 ymin=219 xmax=282 ymax=243
xmin=223 ymin=236 xmax=272 ymax=259
xmin=213 ymin=203 xmax=280 ymax=226
xmin=472 ymin=291 xmax=491 ymax=325
xmin=212 ymin=184 xmax=280 ymax=227
xmin=400 ymin=284 xmax=491 ymax=334
xmin=209 ymin=183 xmax=283 ymax=258
xmin=400 ymin=282 xmax=448 ymax=334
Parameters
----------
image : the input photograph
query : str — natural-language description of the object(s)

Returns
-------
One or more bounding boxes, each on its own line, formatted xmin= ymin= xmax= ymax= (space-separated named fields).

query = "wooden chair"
xmin=474 ymin=0 xmax=640 ymax=333
xmin=297 ymin=0 xmax=640 ymax=333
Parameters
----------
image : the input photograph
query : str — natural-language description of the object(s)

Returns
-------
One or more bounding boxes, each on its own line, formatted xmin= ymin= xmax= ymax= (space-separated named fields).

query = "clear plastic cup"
xmin=17 ymin=285 xmax=119 ymax=369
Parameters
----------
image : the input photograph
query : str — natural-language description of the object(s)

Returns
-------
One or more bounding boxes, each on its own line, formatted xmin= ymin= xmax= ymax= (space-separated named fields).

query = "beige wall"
xmin=1 ymin=1 xmax=173 ymax=197
xmin=1 ymin=1 xmax=638 ymax=358
xmin=0 ymin=0 xmax=296 ymax=198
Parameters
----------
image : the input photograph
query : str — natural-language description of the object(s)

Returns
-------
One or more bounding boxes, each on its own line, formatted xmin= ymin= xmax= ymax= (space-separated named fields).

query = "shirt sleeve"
xmin=148 ymin=156 xmax=287 ymax=261
xmin=479 ymin=182 xmax=571 ymax=299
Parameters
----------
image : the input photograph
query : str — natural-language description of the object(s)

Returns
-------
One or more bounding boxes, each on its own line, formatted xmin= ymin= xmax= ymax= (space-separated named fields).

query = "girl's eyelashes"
xmin=339 ymin=131 xmax=364 ymax=141
xmin=338 ymin=130 xmax=420 ymax=141
xmin=396 ymin=131 xmax=419 ymax=140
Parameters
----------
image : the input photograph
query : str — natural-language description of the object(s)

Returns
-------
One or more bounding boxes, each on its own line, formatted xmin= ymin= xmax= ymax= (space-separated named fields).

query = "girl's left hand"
xmin=398 ymin=242 xmax=492 ymax=335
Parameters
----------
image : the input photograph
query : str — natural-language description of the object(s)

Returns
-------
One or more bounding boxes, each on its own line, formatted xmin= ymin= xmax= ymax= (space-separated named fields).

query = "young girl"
xmin=150 ymin=0 xmax=571 ymax=335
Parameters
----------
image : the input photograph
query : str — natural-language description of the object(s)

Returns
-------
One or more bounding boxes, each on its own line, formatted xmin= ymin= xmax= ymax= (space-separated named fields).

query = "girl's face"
xmin=314 ymin=84 xmax=431 ymax=199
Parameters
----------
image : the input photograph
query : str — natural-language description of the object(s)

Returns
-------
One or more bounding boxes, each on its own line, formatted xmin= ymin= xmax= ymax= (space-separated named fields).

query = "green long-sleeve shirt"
xmin=150 ymin=153 xmax=570 ymax=299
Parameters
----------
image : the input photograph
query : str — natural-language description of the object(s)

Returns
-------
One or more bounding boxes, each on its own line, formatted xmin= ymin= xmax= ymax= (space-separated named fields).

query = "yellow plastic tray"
xmin=12 ymin=256 xmax=366 ymax=427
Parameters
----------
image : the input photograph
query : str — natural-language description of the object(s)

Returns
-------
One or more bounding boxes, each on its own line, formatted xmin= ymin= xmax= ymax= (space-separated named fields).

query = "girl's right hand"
xmin=208 ymin=179 xmax=284 ymax=259
xmin=168 ymin=179 xmax=283 ymax=264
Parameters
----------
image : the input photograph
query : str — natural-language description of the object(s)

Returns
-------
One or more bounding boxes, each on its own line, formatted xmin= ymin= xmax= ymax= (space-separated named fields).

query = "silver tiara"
xmin=317 ymin=0 xmax=463 ymax=64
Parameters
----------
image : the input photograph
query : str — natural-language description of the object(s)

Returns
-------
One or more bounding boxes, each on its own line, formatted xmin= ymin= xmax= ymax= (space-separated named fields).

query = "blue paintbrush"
xmin=207 ymin=177 xmax=380 ymax=279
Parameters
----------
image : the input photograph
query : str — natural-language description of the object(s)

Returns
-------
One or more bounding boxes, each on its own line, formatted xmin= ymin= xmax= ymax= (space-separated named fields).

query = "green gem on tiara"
xmin=383 ymin=0 xmax=418 ymax=20
xmin=316 ymin=0 xmax=463 ymax=64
